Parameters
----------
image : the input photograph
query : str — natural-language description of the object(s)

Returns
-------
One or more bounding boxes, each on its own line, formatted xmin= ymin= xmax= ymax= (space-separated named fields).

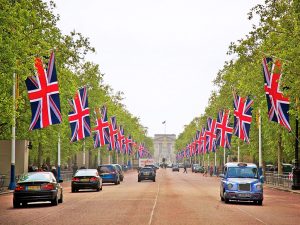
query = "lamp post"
xmin=292 ymin=100 xmax=300 ymax=190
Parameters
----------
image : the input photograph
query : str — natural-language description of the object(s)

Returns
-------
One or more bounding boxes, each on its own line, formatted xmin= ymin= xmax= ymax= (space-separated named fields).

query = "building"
xmin=153 ymin=134 xmax=176 ymax=163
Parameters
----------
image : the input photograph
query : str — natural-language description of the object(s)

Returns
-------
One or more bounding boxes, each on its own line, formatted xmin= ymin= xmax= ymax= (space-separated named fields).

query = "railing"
xmin=60 ymin=171 xmax=73 ymax=181
xmin=265 ymin=172 xmax=293 ymax=189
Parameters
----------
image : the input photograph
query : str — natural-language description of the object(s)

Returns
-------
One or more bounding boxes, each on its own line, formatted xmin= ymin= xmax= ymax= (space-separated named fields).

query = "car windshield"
xmin=227 ymin=167 xmax=258 ymax=178
xmin=18 ymin=172 xmax=53 ymax=183
xmin=99 ymin=166 xmax=115 ymax=173
xmin=75 ymin=169 xmax=97 ymax=176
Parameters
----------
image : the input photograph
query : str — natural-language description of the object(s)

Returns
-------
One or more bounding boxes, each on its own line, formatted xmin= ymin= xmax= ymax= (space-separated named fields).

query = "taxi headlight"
xmin=255 ymin=183 xmax=262 ymax=191
xmin=227 ymin=183 xmax=234 ymax=190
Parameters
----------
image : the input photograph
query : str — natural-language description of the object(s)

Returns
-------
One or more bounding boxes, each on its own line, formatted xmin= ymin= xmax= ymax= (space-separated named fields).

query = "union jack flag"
xmin=216 ymin=110 xmax=233 ymax=149
xmin=68 ymin=87 xmax=91 ymax=142
xmin=25 ymin=52 xmax=62 ymax=130
xmin=233 ymin=93 xmax=253 ymax=143
xmin=138 ymin=143 xmax=145 ymax=158
xmin=262 ymin=58 xmax=291 ymax=131
xmin=93 ymin=105 xmax=110 ymax=148
xmin=206 ymin=117 xmax=217 ymax=152
xmin=195 ymin=130 xmax=201 ymax=155
xmin=124 ymin=135 xmax=132 ymax=155
xmin=116 ymin=125 xmax=125 ymax=153
xmin=200 ymin=127 xmax=206 ymax=154
xmin=108 ymin=116 xmax=118 ymax=150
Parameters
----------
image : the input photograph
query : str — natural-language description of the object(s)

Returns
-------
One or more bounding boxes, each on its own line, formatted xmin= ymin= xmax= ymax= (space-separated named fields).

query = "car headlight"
xmin=255 ymin=183 xmax=262 ymax=191
xmin=227 ymin=183 xmax=234 ymax=190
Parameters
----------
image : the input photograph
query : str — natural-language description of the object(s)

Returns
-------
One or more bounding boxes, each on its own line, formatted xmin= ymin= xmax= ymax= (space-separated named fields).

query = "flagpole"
xmin=9 ymin=73 xmax=16 ymax=190
xmin=258 ymin=109 xmax=263 ymax=177
xmin=224 ymin=146 xmax=226 ymax=166
xmin=237 ymin=141 xmax=240 ymax=162
xmin=97 ymin=148 xmax=101 ymax=166
xmin=83 ymin=140 xmax=86 ymax=167
xmin=214 ymin=151 xmax=217 ymax=175
xmin=57 ymin=133 xmax=61 ymax=180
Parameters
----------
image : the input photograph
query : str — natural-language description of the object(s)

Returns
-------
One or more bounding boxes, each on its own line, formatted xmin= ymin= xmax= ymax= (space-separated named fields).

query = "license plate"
xmin=239 ymin=193 xmax=251 ymax=197
xmin=80 ymin=178 xmax=90 ymax=182
xmin=144 ymin=172 xmax=149 ymax=175
xmin=27 ymin=186 xmax=40 ymax=191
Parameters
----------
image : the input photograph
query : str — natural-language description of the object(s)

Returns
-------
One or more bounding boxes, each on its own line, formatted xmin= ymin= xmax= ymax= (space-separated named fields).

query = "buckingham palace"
xmin=153 ymin=134 xmax=176 ymax=164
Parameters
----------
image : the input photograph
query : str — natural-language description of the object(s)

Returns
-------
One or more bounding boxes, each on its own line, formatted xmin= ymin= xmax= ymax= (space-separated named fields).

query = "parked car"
xmin=282 ymin=163 xmax=293 ymax=174
xmin=97 ymin=164 xmax=120 ymax=185
xmin=112 ymin=164 xmax=124 ymax=181
xmin=13 ymin=172 xmax=63 ymax=208
xmin=194 ymin=165 xmax=204 ymax=173
xmin=178 ymin=163 xmax=184 ymax=168
xmin=172 ymin=164 xmax=179 ymax=172
xmin=219 ymin=162 xmax=263 ymax=205
xmin=265 ymin=164 xmax=275 ymax=172
xmin=192 ymin=164 xmax=200 ymax=172
xmin=138 ymin=167 xmax=156 ymax=182
xmin=71 ymin=169 xmax=102 ymax=192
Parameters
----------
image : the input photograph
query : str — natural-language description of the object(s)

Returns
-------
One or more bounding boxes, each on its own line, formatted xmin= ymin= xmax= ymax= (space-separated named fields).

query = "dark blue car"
xmin=219 ymin=162 xmax=264 ymax=205
xmin=97 ymin=164 xmax=120 ymax=185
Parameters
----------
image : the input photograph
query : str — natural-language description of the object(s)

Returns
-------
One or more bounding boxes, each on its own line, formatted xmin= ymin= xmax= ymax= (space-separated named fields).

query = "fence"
xmin=265 ymin=172 xmax=293 ymax=189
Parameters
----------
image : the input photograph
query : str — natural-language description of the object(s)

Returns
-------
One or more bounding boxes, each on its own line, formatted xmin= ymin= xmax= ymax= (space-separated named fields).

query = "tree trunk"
xmin=38 ymin=141 xmax=42 ymax=168
xmin=278 ymin=131 xmax=283 ymax=175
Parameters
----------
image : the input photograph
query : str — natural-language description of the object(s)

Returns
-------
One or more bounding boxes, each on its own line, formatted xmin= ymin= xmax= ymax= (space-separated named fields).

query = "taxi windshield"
xmin=227 ymin=167 xmax=258 ymax=178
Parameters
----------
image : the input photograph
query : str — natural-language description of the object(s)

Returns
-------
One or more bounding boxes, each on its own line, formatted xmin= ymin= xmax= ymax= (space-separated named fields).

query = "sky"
xmin=53 ymin=0 xmax=263 ymax=137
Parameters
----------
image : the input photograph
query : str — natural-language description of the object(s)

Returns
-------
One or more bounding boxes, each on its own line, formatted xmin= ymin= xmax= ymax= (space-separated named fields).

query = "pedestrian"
xmin=203 ymin=168 xmax=207 ymax=176
xmin=51 ymin=166 xmax=58 ymax=179
xmin=183 ymin=164 xmax=187 ymax=173
xmin=209 ymin=166 xmax=214 ymax=177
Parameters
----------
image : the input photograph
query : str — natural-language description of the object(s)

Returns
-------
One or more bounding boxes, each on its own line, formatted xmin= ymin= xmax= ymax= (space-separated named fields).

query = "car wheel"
xmin=13 ymin=199 xmax=20 ymax=208
xmin=96 ymin=187 xmax=100 ymax=192
xmin=51 ymin=195 xmax=58 ymax=206
xmin=153 ymin=178 xmax=156 ymax=182
xmin=220 ymin=194 xmax=224 ymax=201
xmin=71 ymin=187 xmax=76 ymax=193
xmin=100 ymin=184 xmax=103 ymax=191
xmin=138 ymin=179 xmax=141 ymax=182
xmin=256 ymin=200 xmax=263 ymax=206
xmin=224 ymin=191 xmax=229 ymax=204
xmin=58 ymin=192 xmax=63 ymax=203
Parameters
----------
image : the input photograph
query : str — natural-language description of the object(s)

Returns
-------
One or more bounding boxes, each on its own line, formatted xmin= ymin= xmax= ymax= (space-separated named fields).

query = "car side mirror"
xmin=59 ymin=179 xmax=63 ymax=183
xmin=260 ymin=175 xmax=264 ymax=183
xmin=219 ymin=174 xmax=225 ymax=178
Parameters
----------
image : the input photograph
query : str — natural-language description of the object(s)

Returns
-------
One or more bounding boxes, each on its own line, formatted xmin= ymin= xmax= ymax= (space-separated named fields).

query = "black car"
xmin=13 ymin=172 xmax=63 ymax=208
xmin=112 ymin=164 xmax=124 ymax=181
xmin=71 ymin=169 xmax=102 ymax=192
xmin=138 ymin=167 xmax=156 ymax=182
xmin=172 ymin=164 xmax=179 ymax=172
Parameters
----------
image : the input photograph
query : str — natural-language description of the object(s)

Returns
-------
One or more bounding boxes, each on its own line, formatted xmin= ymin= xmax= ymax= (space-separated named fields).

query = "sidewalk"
xmin=265 ymin=184 xmax=300 ymax=195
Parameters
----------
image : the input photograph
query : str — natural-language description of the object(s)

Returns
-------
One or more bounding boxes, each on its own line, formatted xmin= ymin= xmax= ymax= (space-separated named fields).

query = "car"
xmin=219 ymin=162 xmax=263 ymax=205
xmin=172 ymin=164 xmax=179 ymax=172
xmin=194 ymin=165 xmax=204 ymax=173
xmin=282 ymin=163 xmax=293 ymax=175
xmin=71 ymin=169 xmax=102 ymax=192
xmin=138 ymin=167 xmax=156 ymax=182
xmin=112 ymin=164 xmax=124 ymax=181
xmin=13 ymin=172 xmax=63 ymax=208
xmin=97 ymin=164 xmax=120 ymax=185
xmin=144 ymin=164 xmax=159 ymax=172
xmin=192 ymin=164 xmax=200 ymax=172
xmin=178 ymin=163 xmax=184 ymax=168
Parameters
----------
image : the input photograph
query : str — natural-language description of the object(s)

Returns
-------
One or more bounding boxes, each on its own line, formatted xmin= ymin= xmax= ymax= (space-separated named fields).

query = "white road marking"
xmin=148 ymin=178 xmax=161 ymax=225
xmin=235 ymin=206 xmax=268 ymax=225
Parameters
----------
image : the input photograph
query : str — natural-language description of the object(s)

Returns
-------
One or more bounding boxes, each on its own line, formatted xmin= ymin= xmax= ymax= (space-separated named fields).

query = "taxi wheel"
xmin=220 ymin=195 xmax=224 ymax=201
xmin=100 ymin=184 xmax=103 ymax=191
xmin=224 ymin=192 xmax=229 ymax=204
xmin=138 ymin=179 xmax=141 ymax=182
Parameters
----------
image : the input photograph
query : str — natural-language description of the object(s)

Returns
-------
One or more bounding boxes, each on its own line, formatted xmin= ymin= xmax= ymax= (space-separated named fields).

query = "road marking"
xmin=235 ymin=206 xmax=267 ymax=225
xmin=148 ymin=179 xmax=161 ymax=225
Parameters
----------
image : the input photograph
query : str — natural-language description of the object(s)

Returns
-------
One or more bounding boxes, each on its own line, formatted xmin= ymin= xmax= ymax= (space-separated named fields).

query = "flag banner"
xmin=108 ymin=116 xmax=118 ymax=150
xmin=25 ymin=52 xmax=62 ymax=130
xmin=262 ymin=58 xmax=291 ymax=131
xmin=68 ymin=86 xmax=91 ymax=142
xmin=93 ymin=105 xmax=110 ymax=148
xmin=216 ymin=110 xmax=233 ymax=149
xmin=116 ymin=125 xmax=125 ymax=154
xmin=195 ymin=130 xmax=201 ymax=155
xmin=205 ymin=117 xmax=217 ymax=152
xmin=125 ymin=135 xmax=132 ymax=155
xmin=138 ymin=143 xmax=145 ymax=158
xmin=200 ymin=127 xmax=206 ymax=154
xmin=233 ymin=93 xmax=253 ymax=143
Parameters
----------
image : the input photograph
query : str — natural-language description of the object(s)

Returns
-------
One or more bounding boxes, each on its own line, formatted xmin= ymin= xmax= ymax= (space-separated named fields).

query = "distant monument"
xmin=153 ymin=134 xmax=176 ymax=164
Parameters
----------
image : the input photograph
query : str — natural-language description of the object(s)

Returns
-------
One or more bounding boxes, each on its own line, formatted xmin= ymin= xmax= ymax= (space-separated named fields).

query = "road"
xmin=0 ymin=168 xmax=300 ymax=225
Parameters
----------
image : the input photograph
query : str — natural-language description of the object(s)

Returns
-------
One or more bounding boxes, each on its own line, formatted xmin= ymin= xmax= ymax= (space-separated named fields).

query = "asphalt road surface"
xmin=0 ymin=168 xmax=300 ymax=225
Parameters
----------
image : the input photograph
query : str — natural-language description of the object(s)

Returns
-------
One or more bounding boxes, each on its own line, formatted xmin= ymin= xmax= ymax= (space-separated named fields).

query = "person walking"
xmin=183 ymin=164 xmax=188 ymax=173
xmin=51 ymin=166 xmax=58 ymax=180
